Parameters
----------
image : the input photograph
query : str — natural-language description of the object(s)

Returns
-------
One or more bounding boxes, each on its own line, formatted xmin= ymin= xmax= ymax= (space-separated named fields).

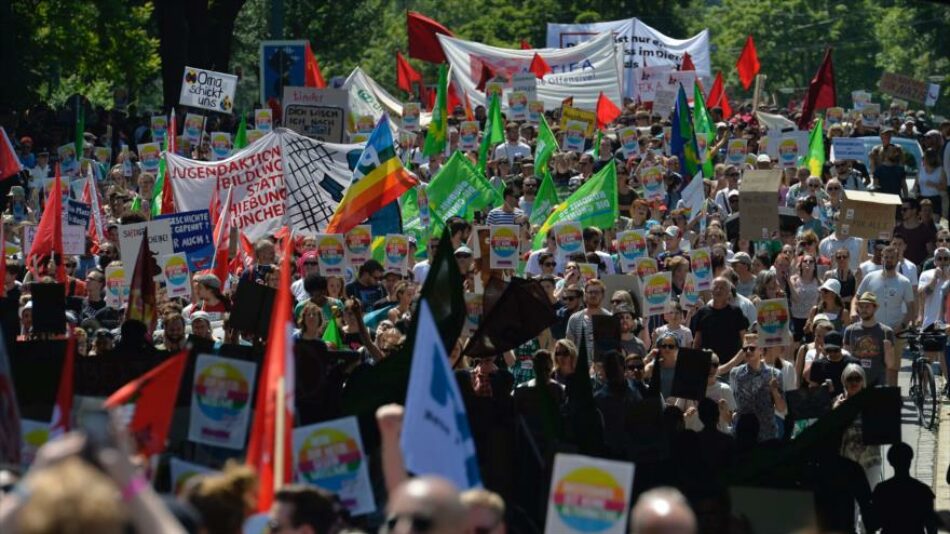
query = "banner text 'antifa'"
xmin=170 ymin=144 xmax=286 ymax=228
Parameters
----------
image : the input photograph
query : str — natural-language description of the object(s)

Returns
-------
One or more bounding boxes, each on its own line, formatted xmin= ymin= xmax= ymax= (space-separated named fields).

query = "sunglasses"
xmin=658 ymin=344 xmax=676 ymax=349
xmin=626 ymin=364 xmax=644 ymax=371
xmin=742 ymin=346 xmax=756 ymax=352
xmin=938 ymin=238 xmax=950 ymax=243
xmin=827 ymin=187 xmax=841 ymax=192
xmin=611 ymin=299 xmax=625 ymax=305
xmin=543 ymin=262 xmax=556 ymax=267
xmin=937 ymin=257 xmax=950 ymax=262
xmin=835 ymin=255 xmax=848 ymax=260
xmin=563 ymin=295 xmax=579 ymax=301
xmin=385 ymin=513 xmax=434 ymax=533
xmin=845 ymin=375 xmax=864 ymax=383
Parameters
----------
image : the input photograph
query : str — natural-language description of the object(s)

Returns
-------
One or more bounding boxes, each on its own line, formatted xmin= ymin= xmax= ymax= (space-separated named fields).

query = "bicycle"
xmin=897 ymin=328 xmax=941 ymax=430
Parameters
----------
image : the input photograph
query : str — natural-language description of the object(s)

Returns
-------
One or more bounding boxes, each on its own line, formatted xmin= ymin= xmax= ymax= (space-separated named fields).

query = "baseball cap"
xmin=823 ymin=331 xmax=843 ymax=350
xmin=857 ymin=292 xmax=878 ymax=306
xmin=728 ymin=252 xmax=752 ymax=266
xmin=190 ymin=311 xmax=211 ymax=324
xmin=454 ymin=245 xmax=473 ymax=257
xmin=756 ymin=153 xmax=771 ymax=163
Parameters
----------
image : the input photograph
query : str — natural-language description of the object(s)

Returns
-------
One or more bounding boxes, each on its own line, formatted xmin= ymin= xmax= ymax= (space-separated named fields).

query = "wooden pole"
xmin=752 ymin=74 xmax=766 ymax=115
xmin=273 ymin=376 xmax=286 ymax=494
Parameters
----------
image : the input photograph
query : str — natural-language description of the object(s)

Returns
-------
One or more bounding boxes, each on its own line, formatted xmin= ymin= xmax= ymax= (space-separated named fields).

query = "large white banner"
xmin=343 ymin=67 xmax=431 ymax=134
xmin=546 ymin=18 xmax=710 ymax=99
xmin=168 ymin=129 xmax=363 ymax=240
xmin=438 ymin=32 xmax=622 ymax=112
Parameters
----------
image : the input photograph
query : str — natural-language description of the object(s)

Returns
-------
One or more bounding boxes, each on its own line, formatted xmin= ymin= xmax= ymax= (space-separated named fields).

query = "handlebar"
xmin=896 ymin=327 xmax=948 ymax=340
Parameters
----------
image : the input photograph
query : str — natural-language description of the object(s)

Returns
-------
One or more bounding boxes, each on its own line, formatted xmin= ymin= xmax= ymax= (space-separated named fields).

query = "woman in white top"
xmin=788 ymin=253 xmax=821 ymax=344
xmin=917 ymin=147 xmax=947 ymax=217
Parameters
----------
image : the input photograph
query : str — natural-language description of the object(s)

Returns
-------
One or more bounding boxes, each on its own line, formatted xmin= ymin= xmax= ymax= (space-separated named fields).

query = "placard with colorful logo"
xmin=553 ymin=221 xmax=584 ymax=257
xmin=94 ymin=146 xmax=112 ymax=165
xmin=183 ymin=113 xmax=205 ymax=146
xmin=508 ymin=90 xmax=529 ymax=121
xmin=619 ymin=127 xmax=640 ymax=158
xmin=58 ymin=143 xmax=79 ymax=176
xmin=210 ymin=132 xmax=232 ymax=161
xmin=187 ymin=354 xmax=257 ymax=450
xmin=121 ymin=146 xmax=134 ymax=177
xmin=860 ymin=103 xmax=881 ymax=129
xmin=485 ymin=78 xmax=504 ymax=99
xmin=383 ymin=234 xmax=410 ymax=275
xmin=561 ymin=120 xmax=588 ymax=153
xmin=528 ymin=100 xmax=544 ymax=124
xmin=161 ymin=253 xmax=192 ymax=299
xmin=689 ymin=247 xmax=712 ymax=291
xmin=727 ymin=139 xmax=747 ymax=165
xmin=464 ymin=292 xmax=483 ymax=336
xmin=640 ymin=271 xmax=671 ymax=316
xmin=777 ymin=135 xmax=800 ymax=169
xmin=105 ymin=264 xmax=128 ymax=308
xmin=544 ymin=453 xmax=634 ymax=534
xmin=246 ymin=129 xmax=265 ymax=145
xmin=489 ymin=225 xmax=520 ymax=269
xmin=344 ymin=225 xmax=372 ymax=268
xmin=402 ymin=103 xmax=421 ymax=131
xmin=292 ymin=416 xmax=376 ymax=516
xmin=616 ymin=230 xmax=647 ymax=273
xmin=578 ymin=263 xmax=598 ymax=283
xmin=825 ymin=107 xmax=844 ymax=126
xmin=679 ymin=272 xmax=700 ymax=308
xmin=350 ymin=115 xmax=377 ymax=144
xmin=20 ymin=419 xmax=50 ymax=470
xmin=639 ymin=164 xmax=666 ymax=201
xmin=459 ymin=121 xmax=480 ymax=151
xmin=169 ymin=457 xmax=218 ymax=496
xmin=756 ymin=298 xmax=791 ymax=347
xmin=255 ymin=108 xmax=274 ymax=132
xmin=852 ymin=90 xmax=872 ymax=110
xmin=315 ymin=233 xmax=346 ymax=276
xmin=635 ymin=257 xmax=658 ymax=279
xmin=138 ymin=142 xmax=161 ymax=173
xmin=151 ymin=115 xmax=168 ymax=144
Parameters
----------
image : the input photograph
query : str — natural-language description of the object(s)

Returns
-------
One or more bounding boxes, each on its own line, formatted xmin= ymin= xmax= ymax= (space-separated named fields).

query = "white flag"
xmin=681 ymin=170 xmax=705 ymax=221
xmin=401 ymin=300 xmax=481 ymax=489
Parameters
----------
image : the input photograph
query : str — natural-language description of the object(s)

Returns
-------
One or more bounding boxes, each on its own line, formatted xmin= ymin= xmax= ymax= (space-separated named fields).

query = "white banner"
xmin=179 ymin=66 xmax=238 ymax=114
xmin=187 ymin=354 xmax=257 ymax=450
xmin=168 ymin=129 xmax=363 ymax=241
xmin=547 ymin=18 xmax=710 ymax=99
xmin=343 ymin=67 xmax=430 ymax=134
xmin=439 ymin=32 xmax=622 ymax=111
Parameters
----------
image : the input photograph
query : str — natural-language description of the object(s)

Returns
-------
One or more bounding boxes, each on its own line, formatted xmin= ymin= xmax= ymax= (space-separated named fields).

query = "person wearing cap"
xmin=834 ymin=363 xmax=884 ymax=490
xmin=807 ymin=330 xmax=860 ymax=397
xmin=17 ymin=136 xmax=35 ymax=169
xmin=728 ymin=252 xmax=756 ymax=298
xmin=454 ymin=244 xmax=474 ymax=276
xmin=492 ymin=122 xmax=531 ymax=166
xmin=806 ymin=278 xmax=850 ymax=334
xmin=713 ymin=165 xmax=741 ymax=214
xmin=344 ymin=259 xmax=386 ymax=310
xmin=370 ymin=268 xmax=404 ymax=311
xmin=755 ymin=152 xmax=772 ymax=170
xmin=189 ymin=311 xmax=214 ymax=341
xmin=843 ymin=291 xmax=897 ymax=388
xmin=184 ymin=272 xmax=230 ymax=321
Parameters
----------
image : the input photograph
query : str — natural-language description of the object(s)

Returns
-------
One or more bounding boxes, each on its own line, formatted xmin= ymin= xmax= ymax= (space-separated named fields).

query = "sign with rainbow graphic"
xmin=315 ymin=233 xmax=346 ymax=276
xmin=756 ymin=298 xmax=791 ymax=347
xmin=292 ymin=416 xmax=376 ymax=516
xmin=344 ymin=225 xmax=372 ymax=268
xmin=689 ymin=247 xmax=712 ymax=291
xmin=545 ymin=453 xmax=635 ymax=534
xmin=489 ymin=225 xmax=520 ymax=269
xmin=384 ymin=234 xmax=410 ymax=275
xmin=161 ymin=253 xmax=191 ymax=299
xmin=187 ymin=354 xmax=257 ymax=450
xmin=616 ymin=230 xmax=647 ymax=273
xmin=641 ymin=271 xmax=672 ymax=317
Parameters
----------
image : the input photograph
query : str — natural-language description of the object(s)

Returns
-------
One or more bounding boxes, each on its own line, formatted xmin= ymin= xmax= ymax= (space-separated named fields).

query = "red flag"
xmin=81 ymin=166 xmax=105 ymax=255
xmin=520 ymin=40 xmax=532 ymax=50
xmin=562 ymin=96 xmax=574 ymax=109
xmin=735 ymin=35 xmax=760 ymax=90
xmin=50 ymin=335 xmax=77 ymax=437
xmin=27 ymin=165 xmax=65 ymax=283
xmin=680 ymin=52 xmax=696 ymax=71
xmin=104 ymin=351 xmax=187 ymax=457
xmin=529 ymin=53 xmax=552 ymax=80
xmin=247 ymin=230 xmax=295 ymax=512
xmin=125 ymin=227 xmax=158 ymax=335
xmin=211 ymin=186 xmax=234 ymax=286
xmin=798 ymin=48 xmax=836 ymax=130
xmin=0 ymin=221 xmax=5 ymax=298
xmin=407 ymin=11 xmax=454 ymax=64
xmin=0 ymin=127 xmax=23 ymax=180
xmin=304 ymin=43 xmax=326 ymax=89
xmin=463 ymin=91 xmax=475 ymax=121
xmin=447 ymin=81 xmax=461 ymax=112
xmin=396 ymin=52 xmax=422 ymax=94
xmin=596 ymin=92 xmax=621 ymax=130
xmin=160 ymin=110 xmax=177 ymax=215
xmin=475 ymin=63 xmax=496 ymax=93
xmin=706 ymin=71 xmax=733 ymax=119
xmin=208 ymin=184 xmax=222 ymax=229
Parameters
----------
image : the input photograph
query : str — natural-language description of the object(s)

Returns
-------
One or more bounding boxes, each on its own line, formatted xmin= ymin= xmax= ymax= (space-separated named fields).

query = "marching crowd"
xmin=1 ymin=91 xmax=949 ymax=534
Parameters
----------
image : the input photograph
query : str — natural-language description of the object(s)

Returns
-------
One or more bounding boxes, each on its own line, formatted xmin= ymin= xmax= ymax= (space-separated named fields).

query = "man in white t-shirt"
xmin=493 ymin=122 xmax=531 ymax=165
xmin=819 ymin=229 xmax=863 ymax=272
xmin=917 ymin=248 xmax=950 ymax=329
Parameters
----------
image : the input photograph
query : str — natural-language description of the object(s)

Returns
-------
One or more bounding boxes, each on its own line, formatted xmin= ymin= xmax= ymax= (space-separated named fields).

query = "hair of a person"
xmin=274 ymin=484 xmax=341 ymax=533
xmin=303 ymin=272 xmax=328 ymax=293
xmin=185 ymin=462 xmax=257 ymax=534
xmin=359 ymin=259 xmax=383 ymax=276
xmin=460 ymin=488 xmax=506 ymax=520
xmin=841 ymin=362 xmax=866 ymax=385
xmin=297 ymin=301 xmax=325 ymax=331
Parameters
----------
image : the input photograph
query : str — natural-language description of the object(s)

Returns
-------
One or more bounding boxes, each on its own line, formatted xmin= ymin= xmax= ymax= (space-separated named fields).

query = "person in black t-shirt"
xmin=692 ymin=277 xmax=749 ymax=361
xmin=344 ymin=259 xmax=386 ymax=310
xmin=807 ymin=331 xmax=859 ymax=395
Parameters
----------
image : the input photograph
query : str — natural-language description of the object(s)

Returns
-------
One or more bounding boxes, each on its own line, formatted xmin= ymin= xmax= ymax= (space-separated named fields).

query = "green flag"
xmin=322 ymin=315 xmax=343 ymax=348
xmin=400 ymin=186 xmax=429 ymax=259
xmin=423 ymin=64 xmax=448 ymax=157
xmin=529 ymin=169 xmax=559 ymax=227
xmin=151 ymin=134 xmax=168 ymax=217
xmin=805 ymin=118 xmax=825 ymax=177
xmin=234 ymin=112 xmax=248 ymax=149
xmin=692 ymin=83 xmax=715 ymax=178
xmin=75 ymin=96 xmax=85 ymax=158
xmin=592 ymin=129 xmax=603 ymax=159
xmin=535 ymin=113 xmax=558 ymax=173
xmin=532 ymin=162 xmax=618 ymax=249
xmin=477 ymin=94 xmax=504 ymax=174
xmin=427 ymin=151 xmax=501 ymax=224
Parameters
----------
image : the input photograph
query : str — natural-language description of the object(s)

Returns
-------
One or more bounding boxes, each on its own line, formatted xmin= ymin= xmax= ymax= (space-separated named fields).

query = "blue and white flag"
xmin=401 ymin=300 xmax=481 ymax=489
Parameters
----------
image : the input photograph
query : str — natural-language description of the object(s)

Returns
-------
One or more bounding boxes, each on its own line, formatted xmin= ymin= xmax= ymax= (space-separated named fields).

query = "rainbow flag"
xmin=326 ymin=114 xmax=418 ymax=235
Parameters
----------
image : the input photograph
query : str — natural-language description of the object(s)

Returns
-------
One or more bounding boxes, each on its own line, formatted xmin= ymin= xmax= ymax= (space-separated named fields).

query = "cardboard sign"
xmin=183 ymin=113 xmax=205 ymax=146
xmin=254 ymin=108 xmax=274 ymax=132
xmin=671 ymin=348 xmax=713 ymax=401
xmin=726 ymin=139 xmax=747 ymax=165
xmin=544 ymin=453 xmax=635 ymax=534
xmin=559 ymin=106 xmax=596 ymax=137
xmin=616 ymin=230 xmax=647 ymax=273
xmin=188 ymin=354 xmax=257 ymax=449
xmin=641 ymin=271 xmax=671 ymax=316
xmin=879 ymin=72 xmax=936 ymax=105
xmin=459 ymin=121 xmax=479 ymax=151
xmin=282 ymin=86 xmax=349 ymax=142
xmin=838 ymin=190 xmax=902 ymax=240
xmin=553 ymin=221 xmax=584 ymax=257
xmin=315 ymin=233 xmax=346 ymax=276
xmin=344 ymin=225 xmax=372 ymax=268
xmin=688 ymin=247 xmax=713 ymax=291
xmin=23 ymin=224 xmax=85 ymax=256
xmin=383 ymin=234 xmax=409 ymax=275
xmin=179 ymin=66 xmax=238 ymax=114
xmin=161 ymin=253 xmax=191 ymax=299
xmin=292 ymin=416 xmax=377 ymax=515
xmin=755 ymin=298 xmax=791 ymax=347
xmin=738 ymin=170 xmax=782 ymax=241
xmin=157 ymin=210 xmax=215 ymax=272
xmin=209 ymin=132 xmax=232 ymax=161
xmin=489 ymin=225 xmax=520 ymax=269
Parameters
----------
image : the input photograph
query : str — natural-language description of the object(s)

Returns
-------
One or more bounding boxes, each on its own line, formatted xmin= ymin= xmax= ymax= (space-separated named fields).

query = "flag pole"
xmin=273 ymin=376 xmax=286 ymax=494
xmin=752 ymin=74 xmax=766 ymax=115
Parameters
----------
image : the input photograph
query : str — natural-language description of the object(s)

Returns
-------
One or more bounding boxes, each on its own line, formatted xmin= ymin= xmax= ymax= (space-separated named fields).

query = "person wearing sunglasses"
xmin=818 ymin=216 xmax=863 ymax=274
xmin=834 ymin=364 xmax=883 ymax=491
xmin=728 ymin=335 xmax=787 ymax=442
xmin=644 ymin=332 xmax=680 ymax=398
xmin=550 ymin=285 xmax=583 ymax=340
xmin=524 ymin=232 xmax=558 ymax=277
xmin=266 ymin=485 xmax=343 ymax=534
xmin=832 ymin=158 xmax=868 ymax=192
xmin=382 ymin=477 xmax=467 ymax=534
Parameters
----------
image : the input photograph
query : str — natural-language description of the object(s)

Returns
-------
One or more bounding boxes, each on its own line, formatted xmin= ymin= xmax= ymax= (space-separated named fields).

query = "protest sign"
xmin=179 ymin=66 xmax=237 ymax=114
xmin=830 ymin=136 xmax=923 ymax=175
xmin=777 ymin=132 xmax=807 ymax=169
xmin=183 ymin=113 xmax=205 ymax=146
xmin=464 ymin=292 xmax=482 ymax=336
xmin=879 ymin=72 xmax=939 ymax=105
xmin=383 ymin=234 xmax=409 ymax=275
xmin=641 ymin=272 xmax=671 ymax=316
xmin=459 ymin=121 xmax=480 ymax=151
xmin=561 ymin=120 xmax=587 ymax=152
xmin=292 ymin=416 xmax=376 ymax=515
xmin=255 ymin=108 xmax=273 ymax=132
xmin=58 ymin=143 xmax=79 ymax=176
xmin=259 ymin=40 xmax=308 ymax=104
xmin=210 ymin=132 xmax=232 ymax=161
xmin=553 ymin=221 xmax=584 ymax=257
xmin=117 ymin=219 xmax=174 ymax=272
xmin=680 ymin=272 xmax=700 ymax=308
xmin=157 ymin=210 xmax=215 ymax=272
xmin=830 ymin=137 xmax=867 ymax=162
xmin=640 ymin=164 xmax=666 ymax=201
xmin=619 ymin=127 xmax=640 ymax=158
xmin=559 ymin=107 xmax=597 ymax=137
xmin=489 ymin=225 xmax=520 ymax=269
xmin=349 ymin=114 xmax=376 ymax=143
xmin=738 ymin=170 xmax=782 ymax=241
xmin=839 ymin=190 xmax=902 ymax=240
xmin=508 ymin=91 xmax=529 ymax=120
xmin=825 ymin=107 xmax=844 ymax=126
xmin=169 ymin=458 xmax=218 ymax=496
xmin=511 ymin=72 xmax=538 ymax=100
xmin=66 ymin=199 xmax=91 ymax=227
xmin=168 ymin=130 xmax=361 ymax=241
xmin=137 ymin=143 xmax=161 ymax=173
xmin=188 ymin=354 xmax=257 ymax=449
xmin=547 ymin=18 xmax=710 ymax=100
xmin=688 ymin=247 xmax=713 ymax=291
xmin=161 ymin=253 xmax=191 ymax=299
xmin=24 ymin=224 xmax=84 ymax=256
xmin=20 ymin=420 xmax=50 ymax=470
xmin=282 ymin=86 xmax=349 ymax=143
xmin=756 ymin=298 xmax=791 ymax=347
xmin=315 ymin=233 xmax=346 ymax=276
xmin=726 ymin=139 xmax=747 ymax=165
xmin=150 ymin=115 xmax=168 ymax=144
xmin=616 ymin=230 xmax=647 ymax=273
xmin=246 ymin=129 xmax=265 ymax=145
xmin=544 ymin=453 xmax=634 ymax=534
xmin=94 ymin=146 xmax=112 ymax=165
xmin=631 ymin=66 xmax=671 ymax=103
xmin=852 ymin=90 xmax=871 ymax=110
xmin=105 ymin=264 xmax=128 ymax=308
xmin=578 ymin=263 xmax=598 ymax=283
xmin=402 ymin=102 xmax=421 ymax=131
xmin=635 ymin=256 xmax=658 ymax=279
xmin=485 ymin=78 xmax=504 ymax=99
xmin=861 ymin=103 xmax=881 ymax=129
xmin=344 ymin=225 xmax=372 ymax=268
xmin=528 ymin=100 xmax=544 ymax=123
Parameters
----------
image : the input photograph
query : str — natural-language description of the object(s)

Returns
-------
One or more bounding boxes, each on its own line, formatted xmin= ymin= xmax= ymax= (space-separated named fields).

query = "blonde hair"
xmin=460 ymin=488 xmax=506 ymax=518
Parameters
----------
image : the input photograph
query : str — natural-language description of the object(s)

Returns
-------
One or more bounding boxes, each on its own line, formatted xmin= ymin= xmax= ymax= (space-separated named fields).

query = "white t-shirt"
xmin=917 ymin=268 xmax=949 ymax=329
xmin=493 ymin=142 xmax=532 ymax=165
xmin=819 ymin=234 xmax=863 ymax=272
xmin=412 ymin=260 xmax=430 ymax=286
xmin=676 ymin=381 xmax=737 ymax=432
xmin=860 ymin=260 xmax=882 ymax=277
xmin=855 ymin=270 xmax=914 ymax=329
xmin=898 ymin=258 xmax=918 ymax=287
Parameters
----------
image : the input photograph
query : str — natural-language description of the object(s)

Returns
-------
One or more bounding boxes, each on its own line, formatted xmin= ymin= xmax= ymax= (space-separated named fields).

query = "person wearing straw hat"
xmin=843 ymin=292 xmax=895 ymax=388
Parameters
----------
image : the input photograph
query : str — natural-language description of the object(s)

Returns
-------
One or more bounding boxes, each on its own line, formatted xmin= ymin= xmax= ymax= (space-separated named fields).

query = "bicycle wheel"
xmin=911 ymin=361 xmax=924 ymax=427
xmin=921 ymin=361 xmax=938 ymax=430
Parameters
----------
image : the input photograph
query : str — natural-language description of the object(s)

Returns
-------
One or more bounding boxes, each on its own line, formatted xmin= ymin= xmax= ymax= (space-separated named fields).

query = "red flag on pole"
xmin=104 ymin=351 xmax=188 ymax=457
xmin=475 ymin=63 xmax=496 ymax=93
xmin=208 ymin=184 xmax=222 ymax=230
xmin=680 ymin=52 xmax=696 ymax=71
xmin=463 ymin=91 xmax=475 ymax=121
xmin=304 ymin=43 xmax=326 ymax=89
xmin=81 ymin=166 xmax=106 ymax=255
xmin=706 ymin=71 xmax=733 ymax=119
xmin=596 ymin=92 xmax=621 ymax=130
xmin=407 ymin=11 xmax=454 ymax=64
xmin=520 ymin=40 xmax=532 ymax=50
xmin=125 ymin=227 xmax=158 ymax=335
xmin=246 ymin=230 xmax=296 ymax=512
xmin=211 ymin=186 xmax=234 ymax=286
xmin=529 ymin=53 xmax=552 ymax=80
xmin=735 ymin=35 xmax=760 ymax=91
xmin=0 ymin=127 xmax=23 ymax=180
xmin=396 ymin=51 xmax=422 ymax=94
xmin=27 ymin=165 xmax=65 ymax=282
xmin=50 ymin=335 xmax=77 ymax=438
xmin=160 ymin=110 xmax=177 ymax=215
xmin=798 ymin=48 xmax=836 ymax=130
